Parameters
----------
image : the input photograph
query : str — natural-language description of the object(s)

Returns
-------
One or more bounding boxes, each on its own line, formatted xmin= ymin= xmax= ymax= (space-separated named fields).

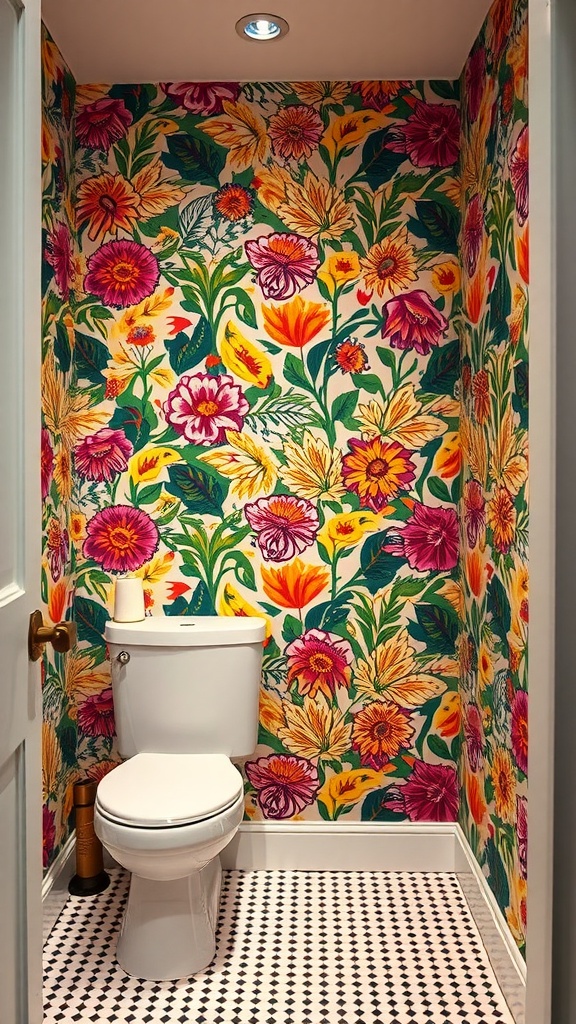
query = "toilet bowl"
xmin=94 ymin=752 xmax=245 ymax=980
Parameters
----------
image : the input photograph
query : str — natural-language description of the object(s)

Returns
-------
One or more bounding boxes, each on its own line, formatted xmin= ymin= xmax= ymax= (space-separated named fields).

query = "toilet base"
xmin=116 ymin=857 xmax=222 ymax=980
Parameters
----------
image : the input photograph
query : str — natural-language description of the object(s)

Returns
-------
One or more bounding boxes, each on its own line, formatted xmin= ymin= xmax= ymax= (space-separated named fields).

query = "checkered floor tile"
xmin=43 ymin=869 xmax=516 ymax=1023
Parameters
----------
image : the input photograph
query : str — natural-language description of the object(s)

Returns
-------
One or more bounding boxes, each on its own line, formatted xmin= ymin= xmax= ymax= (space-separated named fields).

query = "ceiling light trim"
xmin=235 ymin=13 xmax=289 ymax=42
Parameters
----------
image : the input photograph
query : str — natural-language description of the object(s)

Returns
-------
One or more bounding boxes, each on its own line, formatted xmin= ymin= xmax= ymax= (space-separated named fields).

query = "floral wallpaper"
xmin=457 ymin=0 xmax=528 ymax=953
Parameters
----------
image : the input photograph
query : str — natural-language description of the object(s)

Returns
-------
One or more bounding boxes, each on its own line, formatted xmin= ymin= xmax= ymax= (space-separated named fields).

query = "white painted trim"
xmin=221 ymin=820 xmax=457 ymax=872
xmin=41 ymin=831 xmax=76 ymax=902
xmin=454 ymin=825 xmax=527 ymax=984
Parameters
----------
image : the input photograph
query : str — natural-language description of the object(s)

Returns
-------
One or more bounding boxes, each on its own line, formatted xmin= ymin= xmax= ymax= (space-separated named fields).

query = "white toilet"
xmin=94 ymin=615 xmax=265 ymax=981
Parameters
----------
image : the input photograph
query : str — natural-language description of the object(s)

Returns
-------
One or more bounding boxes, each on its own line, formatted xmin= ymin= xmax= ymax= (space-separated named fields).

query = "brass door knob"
xmin=28 ymin=610 xmax=77 ymax=661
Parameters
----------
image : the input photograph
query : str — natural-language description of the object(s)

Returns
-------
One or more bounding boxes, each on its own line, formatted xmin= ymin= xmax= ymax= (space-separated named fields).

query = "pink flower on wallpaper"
xmin=43 ymin=806 xmax=56 ymax=868
xmin=285 ymin=628 xmax=353 ymax=700
xmin=83 ymin=505 xmax=159 ymax=573
xmin=382 ymin=290 xmax=448 ymax=356
xmin=509 ymin=125 xmax=528 ymax=226
xmin=85 ymin=239 xmax=160 ymax=309
xmin=511 ymin=689 xmax=528 ymax=775
xmin=164 ymin=373 xmax=248 ymax=445
xmin=462 ymin=194 xmax=485 ymax=277
xmin=517 ymin=795 xmax=528 ymax=879
xmin=464 ymin=702 xmax=485 ymax=772
xmin=74 ymin=428 xmax=133 ymax=483
xmin=45 ymin=221 xmax=75 ymax=300
xmin=398 ymin=502 xmax=459 ymax=573
xmin=387 ymin=760 xmax=459 ymax=822
xmin=76 ymin=97 xmax=133 ymax=151
xmin=160 ymin=81 xmax=241 ymax=115
xmin=464 ymin=479 xmax=486 ymax=548
xmin=244 ymin=494 xmax=319 ymax=562
xmin=245 ymin=232 xmax=320 ymax=300
xmin=387 ymin=102 xmax=460 ymax=168
xmin=41 ymin=427 xmax=54 ymax=500
xmin=77 ymin=688 xmax=115 ymax=738
xmin=245 ymin=753 xmax=319 ymax=819
xmin=465 ymin=46 xmax=486 ymax=123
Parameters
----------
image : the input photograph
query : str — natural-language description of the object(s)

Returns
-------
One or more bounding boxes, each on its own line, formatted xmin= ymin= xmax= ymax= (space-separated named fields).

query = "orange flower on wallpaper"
xmin=433 ymin=432 xmax=461 ymax=479
xmin=261 ymin=559 xmax=329 ymax=610
xmin=360 ymin=229 xmax=418 ymax=298
xmin=131 ymin=161 xmax=186 ymax=218
xmin=491 ymin=747 xmax=517 ymax=824
xmin=76 ymin=172 xmax=140 ymax=242
xmin=487 ymin=485 xmax=517 ymax=554
xmin=466 ymin=771 xmax=488 ymax=828
xmin=262 ymin=295 xmax=330 ymax=348
xmin=431 ymin=692 xmax=461 ymax=739
xmin=431 ymin=259 xmax=461 ymax=294
xmin=351 ymin=702 xmax=415 ymax=770
xmin=269 ymin=104 xmax=323 ymax=161
xmin=516 ymin=225 xmax=529 ymax=284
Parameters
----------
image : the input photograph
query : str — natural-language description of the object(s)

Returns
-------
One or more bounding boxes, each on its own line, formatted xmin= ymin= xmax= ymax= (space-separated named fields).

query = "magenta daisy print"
xmin=82 ymin=505 xmax=159 ymax=572
xmin=75 ymin=429 xmax=133 ymax=482
xmin=84 ymin=239 xmax=160 ymax=308
xmin=245 ymin=233 xmax=320 ymax=300
xmin=76 ymin=97 xmax=132 ymax=150
xmin=244 ymin=494 xmax=319 ymax=561
xmin=245 ymin=754 xmax=319 ymax=819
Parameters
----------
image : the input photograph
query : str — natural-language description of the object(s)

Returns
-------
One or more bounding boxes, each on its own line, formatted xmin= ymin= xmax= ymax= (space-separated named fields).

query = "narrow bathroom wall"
xmin=48 ymin=72 xmax=465 ymax=829
xmin=457 ymin=0 xmax=528 ymax=954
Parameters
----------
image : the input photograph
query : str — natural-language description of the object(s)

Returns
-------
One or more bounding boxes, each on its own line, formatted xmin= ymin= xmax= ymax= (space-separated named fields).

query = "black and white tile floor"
xmin=43 ymin=869 xmax=516 ymax=1023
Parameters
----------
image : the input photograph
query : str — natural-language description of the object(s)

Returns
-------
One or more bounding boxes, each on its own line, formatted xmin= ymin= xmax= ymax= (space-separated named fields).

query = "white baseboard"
xmin=220 ymin=820 xmax=457 ymax=871
xmin=454 ymin=824 xmax=527 ymax=985
xmin=42 ymin=831 xmax=76 ymax=902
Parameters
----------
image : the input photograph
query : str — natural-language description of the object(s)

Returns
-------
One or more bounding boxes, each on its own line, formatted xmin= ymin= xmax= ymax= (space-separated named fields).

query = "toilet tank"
xmin=104 ymin=616 xmax=266 ymax=759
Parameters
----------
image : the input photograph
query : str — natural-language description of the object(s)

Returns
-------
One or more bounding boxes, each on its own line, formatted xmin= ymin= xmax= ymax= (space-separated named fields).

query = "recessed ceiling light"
xmin=235 ymin=14 xmax=289 ymax=41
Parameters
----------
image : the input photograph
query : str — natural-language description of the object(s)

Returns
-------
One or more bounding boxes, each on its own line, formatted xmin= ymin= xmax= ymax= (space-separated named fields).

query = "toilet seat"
xmin=95 ymin=753 xmax=243 ymax=828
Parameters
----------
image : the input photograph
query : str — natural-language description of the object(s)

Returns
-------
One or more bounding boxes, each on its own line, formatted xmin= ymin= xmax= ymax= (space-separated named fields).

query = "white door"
xmin=0 ymin=0 xmax=43 ymax=1021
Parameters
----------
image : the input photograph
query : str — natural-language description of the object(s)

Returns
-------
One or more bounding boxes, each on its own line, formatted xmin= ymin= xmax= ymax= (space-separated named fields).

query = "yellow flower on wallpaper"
xmin=279 ymin=696 xmax=352 ymax=762
xmin=318 ymin=251 xmax=361 ymax=295
xmin=490 ymin=406 xmax=528 ymax=496
xmin=317 ymin=510 xmax=381 ymax=558
xmin=42 ymin=352 xmax=108 ymax=451
xmin=129 ymin=446 xmax=182 ymax=483
xmin=431 ymin=259 xmax=461 ymax=294
xmin=358 ymin=383 xmax=445 ymax=449
xmin=431 ymin=692 xmax=461 ymax=739
xmin=282 ymin=432 xmax=346 ymax=501
xmin=507 ymin=284 xmax=527 ymax=346
xmin=322 ymin=109 xmax=387 ymax=159
xmin=433 ymin=432 xmax=461 ymax=479
xmin=354 ymin=629 xmax=447 ymax=706
xmin=318 ymin=767 xmax=384 ymax=818
xmin=69 ymin=511 xmax=86 ymax=543
xmin=259 ymin=688 xmax=286 ymax=736
xmin=135 ymin=551 xmax=175 ymax=584
xmin=132 ymin=161 xmax=187 ymax=219
xmin=292 ymin=82 xmax=351 ymax=106
xmin=64 ymin=649 xmax=110 ymax=703
xmin=53 ymin=447 xmax=73 ymax=502
xmin=219 ymin=582 xmax=272 ymax=638
xmin=252 ymin=164 xmax=292 ymax=213
xmin=277 ymin=172 xmax=354 ymax=240
xmin=360 ymin=229 xmax=418 ymax=297
xmin=200 ymin=100 xmax=269 ymax=169
xmin=219 ymin=321 xmax=273 ymax=389
xmin=491 ymin=747 xmax=517 ymax=824
xmin=261 ymin=559 xmax=329 ymax=610
xmin=262 ymin=295 xmax=330 ymax=349
xmin=42 ymin=722 xmax=62 ymax=800
xmin=198 ymin=430 xmax=279 ymax=500
xmin=460 ymin=414 xmax=488 ymax=486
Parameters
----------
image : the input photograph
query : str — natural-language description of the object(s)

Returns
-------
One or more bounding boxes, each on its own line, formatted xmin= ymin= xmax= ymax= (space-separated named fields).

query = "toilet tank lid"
xmin=105 ymin=615 xmax=266 ymax=646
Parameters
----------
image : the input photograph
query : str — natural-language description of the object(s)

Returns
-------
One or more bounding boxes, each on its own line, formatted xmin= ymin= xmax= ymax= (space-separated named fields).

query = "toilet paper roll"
xmin=113 ymin=577 xmax=145 ymax=622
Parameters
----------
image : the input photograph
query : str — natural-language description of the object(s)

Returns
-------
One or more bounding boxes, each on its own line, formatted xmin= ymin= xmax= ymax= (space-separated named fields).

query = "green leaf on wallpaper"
xmin=74 ymin=596 xmax=109 ymax=649
xmin=74 ymin=330 xmax=109 ymax=385
xmin=179 ymin=194 xmax=214 ymax=246
xmin=332 ymin=391 xmax=358 ymax=424
xmin=108 ymin=401 xmax=152 ymax=450
xmin=55 ymin=721 xmax=76 ymax=770
xmin=427 ymin=734 xmax=451 ymax=761
xmin=351 ymin=372 xmax=385 ymax=396
xmin=108 ymin=83 xmax=156 ymax=123
xmin=283 ymin=352 xmax=313 ymax=392
xmin=427 ymin=476 xmax=452 ymax=504
xmin=164 ymin=318 xmax=213 ymax=374
xmin=375 ymin=345 xmax=396 ymax=371
xmin=485 ymin=838 xmax=510 ymax=912
xmin=306 ymin=339 xmax=331 ymax=382
xmin=53 ymin=319 xmax=72 ymax=373
xmin=419 ymin=338 xmax=459 ymax=395
xmin=229 ymin=288 xmax=258 ymax=330
xmin=409 ymin=604 xmax=458 ymax=655
xmin=230 ymin=551 xmax=257 ymax=591
xmin=165 ymin=463 xmax=227 ymax=517
xmin=360 ymin=531 xmax=402 ymax=593
xmin=163 ymin=581 xmax=214 ymax=617
xmin=409 ymin=200 xmax=459 ymax=254
xmin=361 ymin=789 xmax=405 ymax=823
xmin=486 ymin=575 xmax=512 ymax=642
xmin=137 ymin=483 xmax=163 ymax=505
xmin=357 ymin=128 xmax=405 ymax=189
xmin=282 ymin=614 xmax=303 ymax=644
xmin=163 ymin=132 xmax=226 ymax=187
xmin=429 ymin=80 xmax=460 ymax=101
